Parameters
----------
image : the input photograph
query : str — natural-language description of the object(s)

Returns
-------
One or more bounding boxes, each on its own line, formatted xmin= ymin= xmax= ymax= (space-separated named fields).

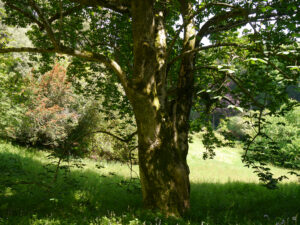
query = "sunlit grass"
xmin=188 ymin=136 xmax=299 ymax=183
xmin=0 ymin=138 xmax=299 ymax=225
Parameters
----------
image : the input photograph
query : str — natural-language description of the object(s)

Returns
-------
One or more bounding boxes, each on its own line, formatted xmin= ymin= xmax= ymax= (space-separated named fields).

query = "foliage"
xmin=0 ymin=54 xmax=26 ymax=139
xmin=217 ymin=106 xmax=300 ymax=170
xmin=0 ymin=53 xmax=137 ymax=162
xmin=14 ymin=63 xmax=80 ymax=148
xmin=0 ymin=13 xmax=29 ymax=139
xmin=249 ymin=106 xmax=300 ymax=170
xmin=218 ymin=115 xmax=252 ymax=141
xmin=64 ymin=100 xmax=137 ymax=162
xmin=194 ymin=40 xmax=300 ymax=187
xmin=66 ymin=58 xmax=137 ymax=162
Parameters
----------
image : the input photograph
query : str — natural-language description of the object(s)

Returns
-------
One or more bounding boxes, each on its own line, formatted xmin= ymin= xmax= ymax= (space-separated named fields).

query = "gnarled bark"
xmin=126 ymin=0 xmax=195 ymax=216
xmin=130 ymin=93 xmax=191 ymax=216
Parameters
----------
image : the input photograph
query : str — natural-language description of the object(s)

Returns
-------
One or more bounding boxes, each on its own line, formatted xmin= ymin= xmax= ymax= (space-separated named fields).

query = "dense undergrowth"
xmin=0 ymin=140 xmax=299 ymax=225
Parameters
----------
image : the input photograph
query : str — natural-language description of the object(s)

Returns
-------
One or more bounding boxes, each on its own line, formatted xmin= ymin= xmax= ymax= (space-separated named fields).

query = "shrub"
xmin=218 ymin=114 xmax=252 ymax=141
xmin=16 ymin=64 xmax=80 ymax=148
xmin=0 ymin=55 xmax=28 ymax=140
xmin=86 ymin=106 xmax=137 ymax=163
xmin=1 ymin=60 xmax=137 ymax=163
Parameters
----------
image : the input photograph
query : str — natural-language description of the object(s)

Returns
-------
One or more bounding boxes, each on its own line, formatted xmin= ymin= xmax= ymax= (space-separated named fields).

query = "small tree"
xmin=18 ymin=63 xmax=79 ymax=148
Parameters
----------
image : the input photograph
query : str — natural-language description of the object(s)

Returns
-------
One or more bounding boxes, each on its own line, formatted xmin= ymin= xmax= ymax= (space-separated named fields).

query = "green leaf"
xmin=287 ymin=66 xmax=300 ymax=71
xmin=227 ymin=105 xmax=244 ymax=112
xmin=245 ymin=58 xmax=268 ymax=64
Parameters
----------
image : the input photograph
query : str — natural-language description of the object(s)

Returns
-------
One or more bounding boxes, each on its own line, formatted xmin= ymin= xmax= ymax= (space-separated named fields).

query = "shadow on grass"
xmin=0 ymin=150 xmax=299 ymax=225
xmin=189 ymin=182 xmax=300 ymax=225
xmin=0 ymin=151 xmax=142 ymax=224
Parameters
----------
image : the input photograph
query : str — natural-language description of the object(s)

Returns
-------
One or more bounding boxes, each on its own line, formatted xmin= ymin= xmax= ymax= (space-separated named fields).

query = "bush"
xmin=0 ymin=55 xmax=29 ymax=140
xmin=15 ymin=64 xmax=81 ymax=148
xmin=86 ymin=106 xmax=137 ymax=163
xmin=218 ymin=114 xmax=252 ymax=141
xmin=0 ymin=59 xmax=137 ymax=162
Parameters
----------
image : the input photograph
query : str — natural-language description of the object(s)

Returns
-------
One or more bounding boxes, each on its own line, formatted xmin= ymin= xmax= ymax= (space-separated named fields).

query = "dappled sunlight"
xmin=0 ymin=143 xmax=142 ymax=224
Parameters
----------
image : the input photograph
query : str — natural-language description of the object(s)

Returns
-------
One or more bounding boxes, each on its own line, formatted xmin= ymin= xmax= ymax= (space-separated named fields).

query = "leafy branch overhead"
xmin=1 ymin=0 xmax=298 ymax=94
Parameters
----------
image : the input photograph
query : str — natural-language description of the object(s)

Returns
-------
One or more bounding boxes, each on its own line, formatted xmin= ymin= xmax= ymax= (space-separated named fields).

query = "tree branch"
xmin=167 ymin=2 xmax=239 ymax=56
xmin=197 ymin=7 xmax=250 ymax=42
xmin=225 ymin=74 xmax=264 ymax=109
xmin=92 ymin=130 xmax=137 ymax=143
xmin=209 ymin=2 xmax=237 ymax=8
xmin=206 ymin=19 xmax=249 ymax=35
xmin=49 ymin=5 xmax=84 ymax=24
xmin=61 ymin=47 xmax=129 ymax=90
xmin=28 ymin=0 xmax=60 ymax=49
xmin=194 ymin=65 xmax=265 ymax=108
xmin=0 ymin=46 xmax=129 ymax=90
xmin=0 ymin=47 xmax=56 ymax=54
xmin=168 ymin=43 xmax=246 ymax=67
xmin=68 ymin=0 xmax=131 ymax=14
xmin=5 ymin=2 xmax=44 ymax=29
xmin=254 ymin=45 xmax=295 ymax=80
xmin=205 ymin=14 xmax=280 ymax=36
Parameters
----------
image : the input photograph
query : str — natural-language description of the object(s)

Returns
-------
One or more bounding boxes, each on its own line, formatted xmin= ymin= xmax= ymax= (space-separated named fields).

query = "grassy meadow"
xmin=0 ymin=138 xmax=299 ymax=225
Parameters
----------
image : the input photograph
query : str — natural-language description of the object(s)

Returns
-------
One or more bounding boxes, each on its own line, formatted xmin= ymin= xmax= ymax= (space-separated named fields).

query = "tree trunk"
xmin=128 ymin=0 xmax=195 ymax=216
xmin=130 ymin=94 xmax=191 ymax=216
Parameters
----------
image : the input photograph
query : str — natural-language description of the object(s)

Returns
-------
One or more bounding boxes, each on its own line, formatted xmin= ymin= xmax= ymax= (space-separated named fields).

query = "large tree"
xmin=0 ymin=0 xmax=299 ymax=216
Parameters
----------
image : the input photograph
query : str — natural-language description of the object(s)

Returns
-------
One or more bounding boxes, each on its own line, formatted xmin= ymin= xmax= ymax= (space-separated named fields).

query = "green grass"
xmin=188 ymin=136 xmax=299 ymax=183
xmin=0 ymin=139 xmax=299 ymax=225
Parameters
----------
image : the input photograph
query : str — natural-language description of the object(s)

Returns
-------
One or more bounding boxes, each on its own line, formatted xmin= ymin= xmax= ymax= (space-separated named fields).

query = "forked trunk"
xmin=128 ymin=0 xmax=195 ymax=216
